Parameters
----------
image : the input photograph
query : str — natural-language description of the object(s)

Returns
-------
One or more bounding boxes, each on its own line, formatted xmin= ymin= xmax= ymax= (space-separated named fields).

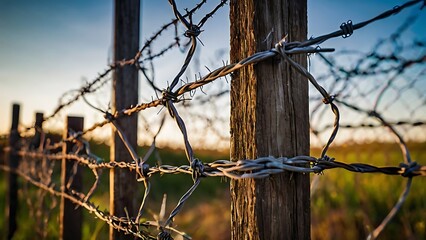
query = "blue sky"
xmin=0 ymin=0 xmax=424 ymax=146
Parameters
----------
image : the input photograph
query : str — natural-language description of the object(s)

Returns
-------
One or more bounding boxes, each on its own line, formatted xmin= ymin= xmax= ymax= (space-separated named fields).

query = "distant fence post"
xmin=30 ymin=112 xmax=44 ymax=149
xmin=60 ymin=116 xmax=84 ymax=240
xmin=110 ymin=0 xmax=140 ymax=239
xmin=6 ymin=103 xmax=20 ymax=240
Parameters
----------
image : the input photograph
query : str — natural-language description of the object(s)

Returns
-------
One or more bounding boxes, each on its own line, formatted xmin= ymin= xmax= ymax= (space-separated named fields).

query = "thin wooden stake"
xmin=60 ymin=116 xmax=84 ymax=240
xmin=6 ymin=103 xmax=20 ymax=240
xmin=30 ymin=112 xmax=44 ymax=149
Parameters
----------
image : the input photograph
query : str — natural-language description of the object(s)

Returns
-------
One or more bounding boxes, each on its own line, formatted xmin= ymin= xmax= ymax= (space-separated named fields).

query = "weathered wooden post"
xmin=30 ymin=112 xmax=44 ymax=149
xmin=110 ymin=0 xmax=140 ymax=239
xmin=6 ymin=103 xmax=20 ymax=239
xmin=60 ymin=116 xmax=84 ymax=240
xmin=230 ymin=0 xmax=310 ymax=239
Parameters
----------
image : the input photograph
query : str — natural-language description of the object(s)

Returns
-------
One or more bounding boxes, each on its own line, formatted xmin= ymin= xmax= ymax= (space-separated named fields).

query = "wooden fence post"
xmin=30 ymin=112 xmax=44 ymax=149
xmin=110 ymin=0 xmax=140 ymax=239
xmin=6 ymin=103 xmax=20 ymax=240
xmin=60 ymin=116 xmax=84 ymax=240
xmin=230 ymin=0 xmax=310 ymax=239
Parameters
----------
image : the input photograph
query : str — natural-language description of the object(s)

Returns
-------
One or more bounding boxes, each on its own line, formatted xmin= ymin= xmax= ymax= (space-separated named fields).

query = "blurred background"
xmin=0 ymin=0 xmax=425 ymax=239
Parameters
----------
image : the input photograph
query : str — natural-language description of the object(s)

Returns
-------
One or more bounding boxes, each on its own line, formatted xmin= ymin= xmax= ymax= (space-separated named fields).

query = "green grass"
xmin=0 ymin=139 xmax=229 ymax=239
xmin=310 ymin=142 xmax=426 ymax=240
xmin=1 ymin=140 xmax=425 ymax=239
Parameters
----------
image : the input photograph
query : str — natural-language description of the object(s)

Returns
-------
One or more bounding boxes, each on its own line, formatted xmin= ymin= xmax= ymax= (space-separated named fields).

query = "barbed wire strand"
xmin=27 ymin=0 xmax=226 ymax=129
xmin=10 ymin=150 xmax=426 ymax=179
xmin=2 ymin=0 xmax=426 ymax=239
xmin=31 ymin=0 xmax=424 ymax=135
xmin=65 ymin=0 xmax=424 ymax=144
xmin=312 ymin=120 xmax=425 ymax=135
xmin=43 ymin=67 xmax=113 ymax=123
xmin=334 ymin=98 xmax=418 ymax=239
xmin=0 ymin=164 xmax=195 ymax=240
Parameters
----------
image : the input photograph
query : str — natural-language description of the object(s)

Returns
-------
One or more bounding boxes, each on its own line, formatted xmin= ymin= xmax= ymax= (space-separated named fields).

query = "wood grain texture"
xmin=110 ymin=1 xmax=140 ymax=239
xmin=230 ymin=0 xmax=310 ymax=239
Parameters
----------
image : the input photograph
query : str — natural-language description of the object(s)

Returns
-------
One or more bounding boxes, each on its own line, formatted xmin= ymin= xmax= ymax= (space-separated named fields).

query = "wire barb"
xmin=340 ymin=20 xmax=354 ymax=38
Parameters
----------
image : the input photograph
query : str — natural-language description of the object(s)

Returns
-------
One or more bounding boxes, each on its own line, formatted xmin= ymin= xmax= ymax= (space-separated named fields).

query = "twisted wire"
xmin=1 ymin=0 xmax=425 ymax=239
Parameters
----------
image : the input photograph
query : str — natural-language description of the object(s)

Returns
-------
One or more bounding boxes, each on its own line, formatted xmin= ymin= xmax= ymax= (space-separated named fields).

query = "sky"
xmin=0 ymin=0 xmax=425 ymax=147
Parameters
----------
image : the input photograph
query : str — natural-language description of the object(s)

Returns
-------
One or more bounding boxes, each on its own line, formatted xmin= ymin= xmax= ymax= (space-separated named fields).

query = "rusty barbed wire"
xmin=64 ymin=0 xmax=425 ymax=143
xmin=0 ymin=164 xmax=191 ymax=240
xmin=27 ymin=0 xmax=228 ymax=130
xmin=118 ymin=2 xmax=426 ymax=119
xmin=36 ymin=0 xmax=425 ymax=139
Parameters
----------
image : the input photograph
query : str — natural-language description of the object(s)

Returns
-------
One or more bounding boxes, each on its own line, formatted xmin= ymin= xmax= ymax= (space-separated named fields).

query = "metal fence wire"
xmin=1 ymin=0 xmax=426 ymax=239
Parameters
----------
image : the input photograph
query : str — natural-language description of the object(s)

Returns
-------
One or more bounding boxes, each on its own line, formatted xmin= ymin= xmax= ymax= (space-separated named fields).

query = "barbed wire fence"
xmin=1 ymin=0 xmax=426 ymax=239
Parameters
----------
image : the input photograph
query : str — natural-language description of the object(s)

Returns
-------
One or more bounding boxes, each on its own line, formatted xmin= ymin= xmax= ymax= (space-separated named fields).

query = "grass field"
xmin=310 ymin=142 xmax=426 ymax=240
xmin=1 ymin=140 xmax=425 ymax=239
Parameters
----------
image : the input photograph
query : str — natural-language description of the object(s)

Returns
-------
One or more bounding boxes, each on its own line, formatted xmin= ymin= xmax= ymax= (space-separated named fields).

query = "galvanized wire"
xmin=11 ymin=150 xmax=426 ymax=178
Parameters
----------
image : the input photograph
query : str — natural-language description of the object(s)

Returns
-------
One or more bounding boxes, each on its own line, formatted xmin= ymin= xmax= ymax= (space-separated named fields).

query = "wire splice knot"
xmin=191 ymin=158 xmax=205 ymax=182
xmin=162 ymin=90 xmax=179 ymax=102
xmin=340 ymin=20 xmax=354 ymax=38
xmin=400 ymin=162 xmax=420 ymax=177
xmin=184 ymin=24 xmax=202 ymax=38
xmin=322 ymin=95 xmax=336 ymax=104
xmin=321 ymin=155 xmax=335 ymax=162
xmin=104 ymin=111 xmax=116 ymax=122
xmin=137 ymin=162 xmax=150 ymax=181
